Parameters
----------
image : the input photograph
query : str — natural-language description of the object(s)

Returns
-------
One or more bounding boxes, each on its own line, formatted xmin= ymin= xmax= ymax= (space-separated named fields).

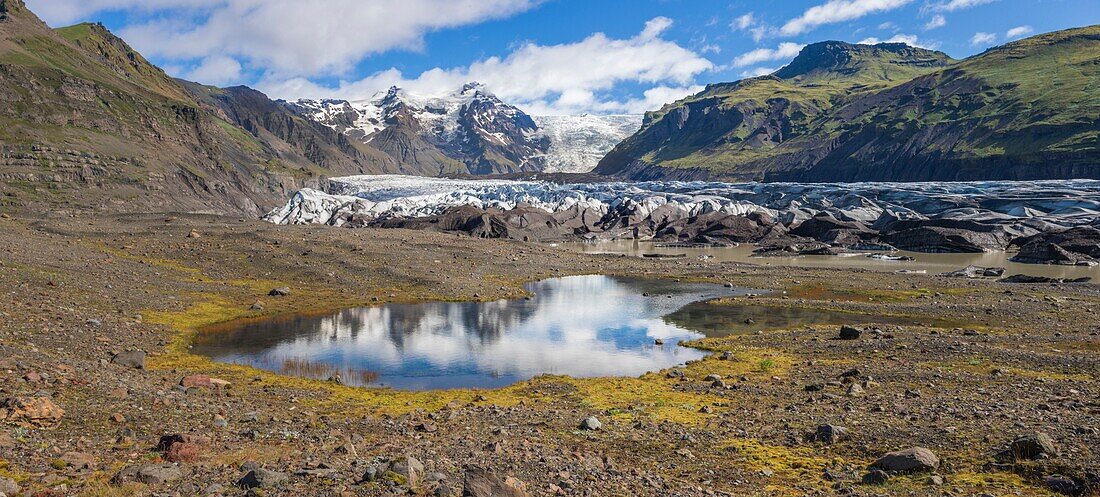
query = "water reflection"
xmin=193 ymin=275 xmax=753 ymax=390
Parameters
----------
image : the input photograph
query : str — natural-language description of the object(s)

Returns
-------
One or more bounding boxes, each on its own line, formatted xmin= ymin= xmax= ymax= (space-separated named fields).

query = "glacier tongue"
xmin=266 ymin=175 xmax=1100 ymax=230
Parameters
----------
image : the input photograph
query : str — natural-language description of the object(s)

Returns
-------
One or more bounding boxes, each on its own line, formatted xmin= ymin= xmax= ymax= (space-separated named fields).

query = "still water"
xmin=571 ymin=240 xmax=1100 ymax=280
xmin=193 ymin=275 xmax=758 ymax=390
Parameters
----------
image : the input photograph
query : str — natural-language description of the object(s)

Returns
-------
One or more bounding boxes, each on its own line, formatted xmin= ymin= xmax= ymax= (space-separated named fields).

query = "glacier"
xmin=267 ymin=175 xmax=1100 ymax=229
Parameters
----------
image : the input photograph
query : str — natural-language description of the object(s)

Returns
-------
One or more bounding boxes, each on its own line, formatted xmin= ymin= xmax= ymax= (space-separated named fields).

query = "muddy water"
xmin=570 ymin=240 xmax=1100 ymax=280
xmin=664 ymin=303 xmax=961 ymax=337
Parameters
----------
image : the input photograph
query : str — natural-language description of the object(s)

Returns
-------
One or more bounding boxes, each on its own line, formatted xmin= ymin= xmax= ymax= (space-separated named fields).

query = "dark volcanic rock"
xmin=838 ymin=325 xmax=863 ymax=340
xmin=999 ymin=274 xmax=1092 ymax=284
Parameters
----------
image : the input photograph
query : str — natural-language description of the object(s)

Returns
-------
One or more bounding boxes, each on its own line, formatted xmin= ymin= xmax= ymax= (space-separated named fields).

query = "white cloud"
xmin=970 ymin=32 xmax=997 ymax=46
xmin=113 ymin=0 xmax=540 ymax=78
xmin=927 ymin=0 xmax=997 ymax=12
xmin=740 ymin=67 xmax=777 ymax=78
xmin=878 ymin=21 xmax=898 ymax=30
xmin=731 ymin=11 xmax=775 ymax=42
xmin=1005 ymin=25 xmax=1034 ymax=39
xmin=858 ymin=33 xmax=938 ymax=49
xmin=187 ymin=55 xmax=243 ymax=86
xmin=258 ymin=18 xmax=714 ymax=115
xmin=924 ymin=14 xmax=946 ymax=30
xmin=780 ymin=0 xmax=913 ymax=36
xmin=732 ymin=13 xmax=757 ymax=31
xmin=25 ymin=0 xmax=223 ymax=25
xmin=733 ymin=42 xmax=805 ymax=67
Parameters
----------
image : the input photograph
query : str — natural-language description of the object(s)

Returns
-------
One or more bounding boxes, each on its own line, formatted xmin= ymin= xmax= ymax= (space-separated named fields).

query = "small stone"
xmin=704 ymin=374 xmax=722 ymax=382
xmin=187 ymin=230 xmax=201 ymax=238
xmin=213 ymin=414 xmax=228 ymax=429
xmin=111 ymin=350 xmax=146 ymax=369
xmin=268 ymin=287 xmax=291 ymax=297
xmin=845 ymin=383 xmax=864 ymax=397
xmin=927 ymin=475 xmax=944 ymax=485
xmin=654 ymin=338 xmax=664 ymax=345
xmin=579 ymin=416 xmax=602 ymax=431
xmin=250 ymin=302 xmax=264 ymax=311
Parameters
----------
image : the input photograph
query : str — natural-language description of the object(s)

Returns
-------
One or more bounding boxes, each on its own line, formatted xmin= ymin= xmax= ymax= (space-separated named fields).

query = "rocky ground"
xmin=0 ymin=213 xmax=1097 ymax=497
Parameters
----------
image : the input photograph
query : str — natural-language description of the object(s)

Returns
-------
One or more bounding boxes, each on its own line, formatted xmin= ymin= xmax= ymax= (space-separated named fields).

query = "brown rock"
xmin=61 ymin=451 xmax=96 ymax=470
xmin=1 ymin=396 xmax=64 ymax=428
xmin=180 ymin=375 xmax=230 ymax=389
xmin=462 ymin=467 xmax=530 ymax=497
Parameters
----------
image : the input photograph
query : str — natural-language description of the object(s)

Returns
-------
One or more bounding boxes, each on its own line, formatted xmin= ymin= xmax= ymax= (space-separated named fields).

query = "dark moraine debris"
xmin=941 ymin=265 xmax=1005 ymax=278
xmin=999 ymin=275 xmax=1092 ymax=284
xmin=1012 ymin=226 xmax=1100 ymax=265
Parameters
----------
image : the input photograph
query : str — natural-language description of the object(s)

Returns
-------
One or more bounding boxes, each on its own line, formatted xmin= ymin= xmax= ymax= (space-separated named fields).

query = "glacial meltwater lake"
xmin=192 ymin=275 xmax=762 ymax=390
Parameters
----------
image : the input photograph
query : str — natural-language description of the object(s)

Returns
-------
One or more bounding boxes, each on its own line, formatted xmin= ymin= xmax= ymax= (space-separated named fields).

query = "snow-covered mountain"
xmin=284 ymin=84 xmax=641 ymax=175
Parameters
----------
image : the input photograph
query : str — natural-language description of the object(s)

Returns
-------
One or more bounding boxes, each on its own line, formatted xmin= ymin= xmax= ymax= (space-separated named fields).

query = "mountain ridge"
xmin=595 ymin=27 xmax=1100 ymax=182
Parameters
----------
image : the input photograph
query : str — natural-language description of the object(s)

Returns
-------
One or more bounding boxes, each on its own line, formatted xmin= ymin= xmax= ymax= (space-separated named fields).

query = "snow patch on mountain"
xmin=532 ymin=115 xmax=642 ymax=173
xmin=284 ymin=84 xmax=641 ymax=173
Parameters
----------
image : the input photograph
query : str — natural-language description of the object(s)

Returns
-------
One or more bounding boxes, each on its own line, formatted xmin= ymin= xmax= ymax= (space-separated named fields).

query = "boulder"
xmin=389 ymin=456 xmax=425 ymax=488
xmin=813 ymin=425 xmax=849 ymax=444
xmin=179 ymin=375 xmax=231 ymax=389
xmin=462 ymin=467 xmax=530 ymax=497
xmin=1 ymin=396 xmax=64 ymax=428
xmin=578 ymin=416 xmax=602 ymax=431
xmin=237 ymin=468 xmax=288 ymax=489
xmin=110 ymin=350 xmax=146 ymax=369
xmin=0 ymin=477 xmax=18 ymax=496
xmin=838 ymin=325 xmax=862 ymax=340
xmin=871 ymin=447 xmax=939 ymax=473
xmin=1009 ymin=432 xmax=1059 ymax=460
xmin=268 ymin=287 xmax=292 ymax=296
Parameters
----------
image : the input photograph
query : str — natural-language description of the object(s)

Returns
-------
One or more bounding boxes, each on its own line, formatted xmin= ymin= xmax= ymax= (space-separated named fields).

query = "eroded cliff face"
xmin=596 ymin=30 xmax=1100 ymax=183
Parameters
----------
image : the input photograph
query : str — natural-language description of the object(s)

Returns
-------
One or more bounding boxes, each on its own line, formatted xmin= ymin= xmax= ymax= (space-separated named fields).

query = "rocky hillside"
xmin=596 ymin=27 xmax=1100 ymax=182
xmin=287 ymin=85 xmax=642 ymax=175
xmin=0 ymin=0 xmax=394 ymax=215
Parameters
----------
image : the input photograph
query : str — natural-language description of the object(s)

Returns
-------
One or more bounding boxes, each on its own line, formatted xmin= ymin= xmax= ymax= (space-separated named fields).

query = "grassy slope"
xmin=0 ymin=2 xmax=377 ymax=213
xmin=598 ymin=28 xmax=1099 ymax=179
xmin=597 ymin=42 xmax=955 ymax=177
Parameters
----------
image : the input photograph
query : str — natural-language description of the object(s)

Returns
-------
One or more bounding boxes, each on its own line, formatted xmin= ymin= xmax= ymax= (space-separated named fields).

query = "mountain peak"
xmin=775 ymin=40 xmax=953 ymax=83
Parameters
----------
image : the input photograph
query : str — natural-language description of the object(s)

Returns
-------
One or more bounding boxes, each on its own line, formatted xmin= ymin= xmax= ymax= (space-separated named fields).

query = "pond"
xmin=570 ymin=240 xmax=1100 ymax=280
xmin=192 ymin=275 xmax=758 ymax=390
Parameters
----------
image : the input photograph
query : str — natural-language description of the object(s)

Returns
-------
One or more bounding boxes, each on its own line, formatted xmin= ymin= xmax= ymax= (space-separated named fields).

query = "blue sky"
xmin=25 ymin=0 xmax=1100 ymax=114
